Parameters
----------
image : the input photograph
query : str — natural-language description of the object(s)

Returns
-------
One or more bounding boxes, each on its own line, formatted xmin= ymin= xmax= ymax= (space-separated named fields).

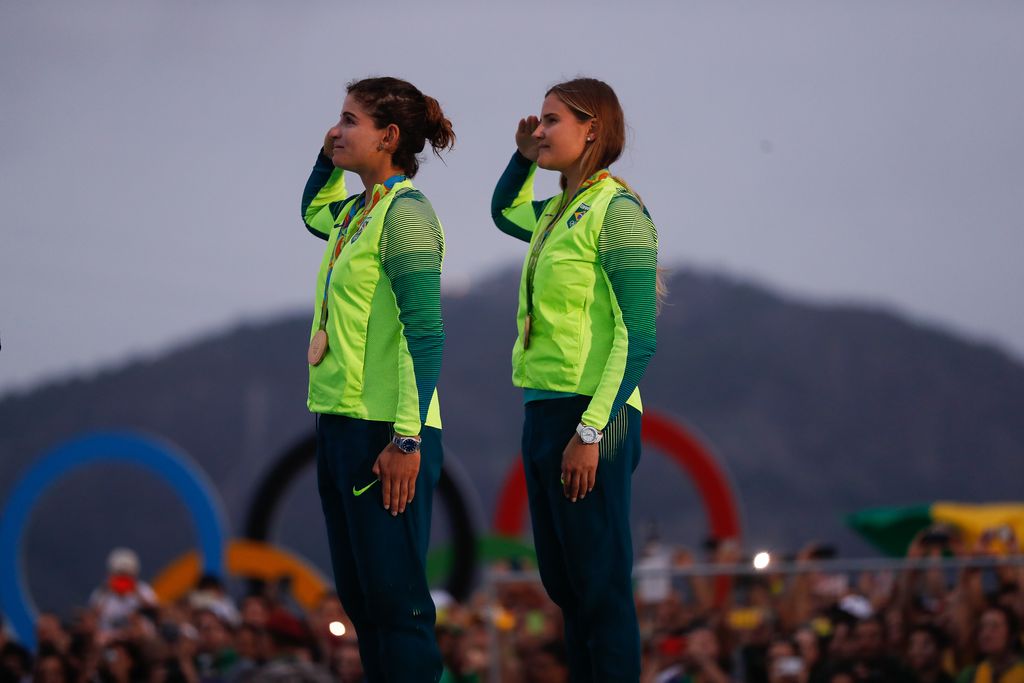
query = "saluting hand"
xmin=373 ymin=443 xmax=420 ymax=516
xmin=516 ymin=115 xmax=541 ymax=162
xmin=561 ymin=435 xmax=599 ymax=502
xmin=323 ymin=129 xmax=338 ymax=158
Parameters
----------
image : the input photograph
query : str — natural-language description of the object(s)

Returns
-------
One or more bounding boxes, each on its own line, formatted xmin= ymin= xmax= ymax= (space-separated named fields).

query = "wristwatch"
xmin=392 ymin=434 xmax=421 ymax=454
xmin=576 ymin=423 xmax=603 ymax=445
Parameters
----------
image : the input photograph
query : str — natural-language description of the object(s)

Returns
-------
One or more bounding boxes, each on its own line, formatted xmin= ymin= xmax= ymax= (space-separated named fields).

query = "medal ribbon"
xmin=524 ymin=169 xmax=610 ymax=316
xmin=316 ymin=175 xmax=405 ymax=331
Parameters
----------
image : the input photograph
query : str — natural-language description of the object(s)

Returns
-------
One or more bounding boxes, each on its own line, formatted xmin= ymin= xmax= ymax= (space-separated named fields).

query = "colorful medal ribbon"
xmin=309 ymin=175 xmax=404 ymax=365
xmin=522 ymin=169 xmax=610 ymax=349
xmin=316 ymin=175 xmax=404 ymax=331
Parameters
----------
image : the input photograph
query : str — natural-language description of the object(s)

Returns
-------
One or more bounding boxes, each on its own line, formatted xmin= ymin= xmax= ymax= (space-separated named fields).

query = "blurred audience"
xmin=1 ymin=528 xmax=1023 ymax=682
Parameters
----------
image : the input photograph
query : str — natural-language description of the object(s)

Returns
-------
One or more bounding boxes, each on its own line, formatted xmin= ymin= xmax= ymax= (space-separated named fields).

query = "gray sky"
xmin=2 ymin=0 xmax=1022 ymax=395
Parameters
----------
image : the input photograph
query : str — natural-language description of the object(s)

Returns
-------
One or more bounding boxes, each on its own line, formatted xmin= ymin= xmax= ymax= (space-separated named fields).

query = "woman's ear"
xmin=383 ymin=123 xmax=401 ymax=151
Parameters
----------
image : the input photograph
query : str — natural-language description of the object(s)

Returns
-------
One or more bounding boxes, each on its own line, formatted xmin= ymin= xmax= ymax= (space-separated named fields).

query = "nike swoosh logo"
xmin=352 ymin=479 xmax=379 ymax=497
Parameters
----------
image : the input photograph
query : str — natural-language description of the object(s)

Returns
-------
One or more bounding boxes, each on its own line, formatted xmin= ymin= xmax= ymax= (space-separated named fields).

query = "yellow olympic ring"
xmin=152 ymin=539 xmax=330 ymax=609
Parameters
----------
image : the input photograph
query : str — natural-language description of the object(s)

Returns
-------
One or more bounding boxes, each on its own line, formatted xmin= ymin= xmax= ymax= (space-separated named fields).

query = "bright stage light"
xmin=753 ymin=552 xmax=771 ymax=570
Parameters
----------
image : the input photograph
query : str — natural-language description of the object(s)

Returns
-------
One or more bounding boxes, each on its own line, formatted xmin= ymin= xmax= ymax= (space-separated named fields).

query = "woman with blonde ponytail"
xmin=300 ymin=76 xmax=454 ymax=682
xmin=490 ymin=77 xmax=660 ymax=681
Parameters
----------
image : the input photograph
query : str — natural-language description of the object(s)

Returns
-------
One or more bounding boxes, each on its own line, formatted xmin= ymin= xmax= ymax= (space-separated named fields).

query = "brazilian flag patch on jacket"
xmin=566 ymin=203 xmax=591 ymax=229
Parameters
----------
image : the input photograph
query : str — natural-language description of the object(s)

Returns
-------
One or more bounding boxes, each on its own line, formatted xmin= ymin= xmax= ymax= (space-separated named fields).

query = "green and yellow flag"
xmin=847 ymin=502 xmax=1024 ymax=556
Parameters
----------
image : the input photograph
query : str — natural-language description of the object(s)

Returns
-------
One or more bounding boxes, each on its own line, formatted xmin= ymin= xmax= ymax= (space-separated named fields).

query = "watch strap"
xmin=576 ymin=423 xmax=603 ymax=444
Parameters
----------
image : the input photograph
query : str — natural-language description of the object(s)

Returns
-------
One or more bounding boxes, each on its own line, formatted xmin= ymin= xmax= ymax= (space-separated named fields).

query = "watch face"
xmin=580 ymin=426 xmax=598 ymax=443
xmin=395 ymin=437 xmax=419 ymax=453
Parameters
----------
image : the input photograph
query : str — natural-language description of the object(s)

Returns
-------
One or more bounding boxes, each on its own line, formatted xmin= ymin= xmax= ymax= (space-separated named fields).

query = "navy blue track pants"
xmin=522 ymin=396 xmax=642 ymax=682
xmin=316 ymin=413 xmax=443 ymax=683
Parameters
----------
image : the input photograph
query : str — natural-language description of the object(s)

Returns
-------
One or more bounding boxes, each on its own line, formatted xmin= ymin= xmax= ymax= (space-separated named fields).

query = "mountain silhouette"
xmin=2 ymin=267 xmax=1022 ymax=613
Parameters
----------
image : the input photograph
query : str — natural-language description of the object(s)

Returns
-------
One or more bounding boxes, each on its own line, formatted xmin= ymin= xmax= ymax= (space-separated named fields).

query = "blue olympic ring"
xmin=0 ymin=432 xmax=228 ymax=651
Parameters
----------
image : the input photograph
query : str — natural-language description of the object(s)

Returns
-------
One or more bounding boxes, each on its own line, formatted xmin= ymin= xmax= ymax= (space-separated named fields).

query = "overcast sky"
xmin=2 ymin=0 xmax=1022 ymax=396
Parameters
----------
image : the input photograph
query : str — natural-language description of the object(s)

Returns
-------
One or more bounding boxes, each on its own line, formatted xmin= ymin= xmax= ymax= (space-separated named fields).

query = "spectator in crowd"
xmin=330 ymin=637 xmax=364 ymax=683
xmin=850 ymin=614 xmax=915 ymax=682
xmin=244 ymin=610 xmax=332 ymax=683
xmin=194 ymin=609 xmax=240 ymax=680
xmin=956 ymin=605 xmax=1024 ymax=683
xmin=153 ymin=619 xmax=200 ymax=683
xmin=907 ymin=624 xmax=953 ymax=683
xmin=794 ymin=625 xmax=828 ymax=683
xmin=522 ymin=639 xmax=569 ymax=683
xmin=32 ymin=644 xmax=72 ymax=683
xmin=240 ymin=596 xmax=271 ymax=629
xmin=1 ymin=639 xmax=33 ymax=683
xmin=89 ymin=548 xmax=157 ymax=639
xmin=34 ymin=614 xmax=69 ymax=657
xmin=98 ymin=640 xmax=147 ymax=683
xmin=683 ymin=623 xmax=732 ymax=683
xmin=765 ymin=638 xmax=806 ymax=683
xmin=189 ymin=575 xmax=240 ymax=628
xmin=234 ymin=623 xmax=266 ymax=674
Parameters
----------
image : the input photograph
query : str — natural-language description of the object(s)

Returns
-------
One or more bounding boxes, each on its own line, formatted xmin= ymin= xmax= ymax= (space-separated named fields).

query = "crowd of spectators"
xmin=2 ymin=527 xmax=1023 ymax=683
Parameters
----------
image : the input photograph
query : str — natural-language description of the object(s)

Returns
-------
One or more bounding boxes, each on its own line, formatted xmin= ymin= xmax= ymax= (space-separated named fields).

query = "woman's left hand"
xmin=561 ymin=436 xmax=599 ymax=502
xmin=373 ymin=444 xmax=420 ymax=515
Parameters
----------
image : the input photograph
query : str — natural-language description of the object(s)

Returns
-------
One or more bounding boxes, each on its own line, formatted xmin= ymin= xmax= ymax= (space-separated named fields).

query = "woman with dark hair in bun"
xmin=491 ymin=77 xmax=661 ymax=681
xmin=300 ymin=76 xmax=454 ymax=682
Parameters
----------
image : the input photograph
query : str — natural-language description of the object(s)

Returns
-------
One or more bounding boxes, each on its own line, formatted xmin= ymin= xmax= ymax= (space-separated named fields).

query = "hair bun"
xmin=346 ymin=76 xmax=455 ymax=176
xmin=423 ymin=95 xmax=456 ymax=155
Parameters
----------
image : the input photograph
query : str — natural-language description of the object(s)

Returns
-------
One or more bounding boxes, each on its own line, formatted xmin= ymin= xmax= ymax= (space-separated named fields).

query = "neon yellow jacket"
xmin=492 ymin=154 xmax=658 ymax=429
xmin=301 ymin=154 xmax=444 ymax=434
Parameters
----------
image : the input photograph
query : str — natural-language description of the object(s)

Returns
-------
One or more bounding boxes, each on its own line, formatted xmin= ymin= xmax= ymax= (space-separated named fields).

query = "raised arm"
xmin=491 ymin=152 xmax=548 ymax=242
xmin=581 ymin=193 xmax=659 ymax=430
xmin=490 ymin=116 xmax=551 ymax=242
xmin=380 ymin=191 xmax=445 ymax=437
xmin=300 ymin=144 xmax=349 ymax=240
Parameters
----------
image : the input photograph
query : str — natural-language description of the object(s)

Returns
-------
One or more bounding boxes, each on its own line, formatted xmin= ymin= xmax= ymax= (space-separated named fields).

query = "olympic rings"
xmin=0 ymin=433 xmax=229 ymax=651
xmin=2 ymin=410 xmax=740 ymax=648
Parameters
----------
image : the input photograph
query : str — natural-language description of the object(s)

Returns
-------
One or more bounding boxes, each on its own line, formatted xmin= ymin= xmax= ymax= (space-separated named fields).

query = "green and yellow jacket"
xmin=301 ymin=151 xmax=444 ymax=436
xmin=490 ymin=151 xmax=658 ymax=430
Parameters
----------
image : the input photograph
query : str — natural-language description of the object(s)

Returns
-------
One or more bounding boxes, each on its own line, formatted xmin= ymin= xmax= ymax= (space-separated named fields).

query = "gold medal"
xmin=308 ymin=329 xmax=328 ymax=366
xmin=309 ymin=179 xmax=402 ymax=368
xmin=523 ymin=314 xmax=532 ymax=350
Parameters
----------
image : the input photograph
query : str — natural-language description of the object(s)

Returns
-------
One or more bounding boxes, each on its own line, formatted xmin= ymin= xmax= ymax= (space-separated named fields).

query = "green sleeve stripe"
xmin=583 ymin=193 xmax=658 ymax=427
xmin=491 ymin=152 xmax=548 ymax=243
xmin=380 ymin=191 xmax=445 ymax=430
xmin=301 ymin=150 xmax=348 ymax=240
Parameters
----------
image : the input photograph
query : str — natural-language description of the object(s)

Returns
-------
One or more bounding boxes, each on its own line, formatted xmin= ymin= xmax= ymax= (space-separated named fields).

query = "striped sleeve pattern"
xmin=380 ymin=191 xmax=445 ymax=435
xmin=300 ymin=150 xmax=349 ymax=240
xmin=581 ymin=193 xmax=659 ymax=429
xmin=490 ymin=152 xmax=548 ymax=243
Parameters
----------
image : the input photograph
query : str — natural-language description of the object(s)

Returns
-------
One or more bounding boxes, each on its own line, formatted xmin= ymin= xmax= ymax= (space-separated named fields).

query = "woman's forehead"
xmin=540 ymin=93 xmax=571 ymax=117
xmin=341 ymin=92 xmax=368 ymax=118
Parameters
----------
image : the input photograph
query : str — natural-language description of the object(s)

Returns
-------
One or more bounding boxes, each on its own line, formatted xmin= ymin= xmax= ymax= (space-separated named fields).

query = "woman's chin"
xmin=535 ymin=155 xmax=561 ymax=172
xmin=330 ymin=152 xmax=350 ymax=170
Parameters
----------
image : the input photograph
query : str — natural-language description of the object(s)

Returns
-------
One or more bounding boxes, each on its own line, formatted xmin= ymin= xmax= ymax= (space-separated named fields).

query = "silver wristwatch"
xmin=576 ymin=423 xmax=603 ymax=445
xmin=392 ymin=434 xmax=421 ymax=454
